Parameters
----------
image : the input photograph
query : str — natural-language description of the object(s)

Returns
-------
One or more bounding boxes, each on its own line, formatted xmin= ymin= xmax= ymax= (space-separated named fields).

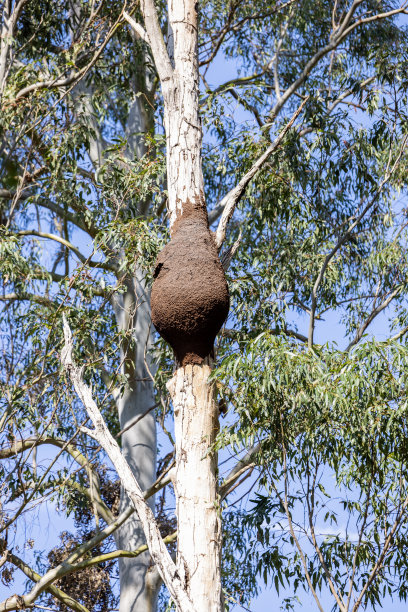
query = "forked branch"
xmin=213 ymin=98 xmax=308 ymax=249
xmin=61 ymin=316 xmax=195 ymax=612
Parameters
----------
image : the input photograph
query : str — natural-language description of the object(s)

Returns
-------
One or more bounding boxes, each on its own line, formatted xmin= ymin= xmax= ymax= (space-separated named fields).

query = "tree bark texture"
xmin=163 ymin=0 xmax=204 ymax=230
xmin=142 ymin=0 xmax=226 ymax=608
xmin=112 ymin=269 xmax=158 ymax=612
xmin=167 ymin=363 xmax=222 ymax=612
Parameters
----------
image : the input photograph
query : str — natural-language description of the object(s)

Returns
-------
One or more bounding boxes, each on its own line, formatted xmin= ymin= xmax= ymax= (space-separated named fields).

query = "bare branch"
xmin=213 ymin=97 xmax=308 ymax=249
xmin=346 ymin=469 xmax=374 ymax=610
xmin=1 ymin=531 xmax=177 ymax=612
xmin=0 ymin=461 xmax=175 ymax=612
xmin=61 ymin=316 xmax=194 ymax=611
xmin=226 ymin=87 xmax=264 ymax=129
xmin=340 ymin=3 xmax=408 ymax=41
xmin=33 ymin=199 xmax=97 ymax=238
xmin=123 ymin=11 xmax=149 ymax=43
xmin=389 ymin=325 xmax=408 ymax=342
xmin=278 ymin=416 xmax=325 ymax=612
xmin=115 ymin=403 xmax=158 ymax=438
xmin=69 ymin=532 xmax=177 ymax=571
xmin=139 ymin=0 xmax=173 ymax=84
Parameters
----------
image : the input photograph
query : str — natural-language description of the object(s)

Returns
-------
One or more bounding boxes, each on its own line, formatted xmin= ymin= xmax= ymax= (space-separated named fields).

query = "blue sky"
xmin=3 ymin=17 xmax=408 ymax=612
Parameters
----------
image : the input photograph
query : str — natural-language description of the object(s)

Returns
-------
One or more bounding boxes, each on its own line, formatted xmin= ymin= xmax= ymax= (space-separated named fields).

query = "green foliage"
xmin=215 ymin=333 xmax=408 ymax=609
xmin=2 ymin=0 xmax=408 ymax=610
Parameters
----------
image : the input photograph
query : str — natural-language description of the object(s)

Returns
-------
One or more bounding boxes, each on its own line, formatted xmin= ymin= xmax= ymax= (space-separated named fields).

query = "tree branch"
xmin=346 ymin=285 xmax=402 ymax=352
xmin=16 ymin=230 xmax=116 ymax=271
xmin=14 ymin=10 xmax=125 ymax=101
xmin=61 ymin=316 xmax=194 ymax=611
xmin=200 ymin=72 xmax=266 ymax=107
xmin=306 ymin=471 xmax=346 ymax=611
xmin=0 ymin=292 xmax=55 ymax=307
xmin=219 ymin=443 xmax=260 ymax=499
xmin=277 ymin=421 xmax=325 ymax=612
xmin=0 ymin=190 xmax=97 ymax=238
xmin=213 ymin=97 xmax=308 ymax=249
xmin=264 ymin=0 xmax=405 ymax=124
xmin=70 ymin=531 xmax=177 ymax=571
xmin=1 ymin=551 xmax=90 ymax=612
xmin=0 ymin=0 xmax=28 ymax=98
xmin=123 ymin=11 xmax=149 ymax=44
xmin=139 ymin=0 xmax=173 ymax=84
xmin=308 ymin=132 xmax=408 ymax=347
xmin=0 ymin=462 xmax=173 ymax=612
xmin=0 ymin=436 xmax=113 ymax=524
xmin=352 ymin=491 xmax=408 ymax=611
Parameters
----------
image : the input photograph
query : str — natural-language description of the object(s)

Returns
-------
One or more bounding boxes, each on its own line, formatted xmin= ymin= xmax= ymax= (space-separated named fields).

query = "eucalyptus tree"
xmin=2 ymin=1 xmax=408 ymax=611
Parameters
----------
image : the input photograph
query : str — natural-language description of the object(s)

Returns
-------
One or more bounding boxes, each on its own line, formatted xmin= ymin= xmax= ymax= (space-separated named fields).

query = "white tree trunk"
xmin=163 ymin=0 xmax=204 ymax=230
xmin=167 ymin=362 xmax=222 ymax=611
xmin=140 ymin=0 xmax=224 ymax=608
xmin=112 ymin=269 xmax=158 ymax=612
xmin=109 ymin=51 xmax=157 ymax=611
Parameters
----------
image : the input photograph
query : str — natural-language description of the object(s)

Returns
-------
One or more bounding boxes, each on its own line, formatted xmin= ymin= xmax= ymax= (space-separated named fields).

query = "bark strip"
xmin=61 ymin=317 xmax=195 ymax=612
xmin=167 ymin=363 xmax=222 ymax=612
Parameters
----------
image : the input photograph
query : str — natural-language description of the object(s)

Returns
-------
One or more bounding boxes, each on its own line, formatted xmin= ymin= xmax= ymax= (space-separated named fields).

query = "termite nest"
xmin=151 ymin=200 xmax=229 ymax=366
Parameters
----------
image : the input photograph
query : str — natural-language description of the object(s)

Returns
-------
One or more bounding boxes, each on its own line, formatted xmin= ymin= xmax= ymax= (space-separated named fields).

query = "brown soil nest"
xmin=151 ymin=214 xmax=229 ymax=365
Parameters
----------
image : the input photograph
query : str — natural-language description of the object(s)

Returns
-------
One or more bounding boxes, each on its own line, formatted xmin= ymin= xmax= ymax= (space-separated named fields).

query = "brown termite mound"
xmin=151 ymin=200 xmax=229 ymax=366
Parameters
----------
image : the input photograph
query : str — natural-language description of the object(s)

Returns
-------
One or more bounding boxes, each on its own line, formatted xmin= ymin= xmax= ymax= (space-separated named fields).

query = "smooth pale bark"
xmin=140 ymin=0 xmax=224 ymax=608
xmin=167 ymin=363 xmax=222 ymax=611
xmin=69 ymin=48 xmax=161 ymax=609
xmin=164 ymin=0 xmax=204 ymax=229
xmin=112 ymin=269 xmax=158 ymax=612
xmin=108 ymin=49 xmax=157 ymax=611
xmin=62 ymin=318 xmax=195 ymax=612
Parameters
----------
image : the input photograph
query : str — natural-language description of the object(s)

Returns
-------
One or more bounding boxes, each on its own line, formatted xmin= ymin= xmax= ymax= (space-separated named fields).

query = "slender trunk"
xmin=167 ymin=361 xmax=222 ymax=611
xmin=139 ymin=1 xmax=227 ymax=607
xmin=162 ymin=0 xmax=204 ymax=230
xmin=147 ymin=1 xmax=225 ymax=608
xmin=112 ymin=269 xmax=158 ymax=612
xmin=111 ymin=58 xmax=158 ymax=611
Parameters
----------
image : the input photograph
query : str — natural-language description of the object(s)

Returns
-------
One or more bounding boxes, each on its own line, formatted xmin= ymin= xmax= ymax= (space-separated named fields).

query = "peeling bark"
xmin=167 ymin=362 xmax=222 ymax=611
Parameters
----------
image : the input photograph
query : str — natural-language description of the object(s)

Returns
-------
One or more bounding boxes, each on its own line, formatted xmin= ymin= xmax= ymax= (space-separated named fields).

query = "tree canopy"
xmin=2 ymin=1 xmax=408 ymax=610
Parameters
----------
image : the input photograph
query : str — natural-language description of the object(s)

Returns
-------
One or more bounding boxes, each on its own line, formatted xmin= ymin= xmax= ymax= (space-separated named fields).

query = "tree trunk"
xmin=167 ymin=361 xmax=222 ymax=611
xmin=112 ymin=269 xmax=158 ymax=612
xmin=110 ymin=54 xmax=158 ymax=611
xmin=142 ymin=1 xmax=226 ymax=608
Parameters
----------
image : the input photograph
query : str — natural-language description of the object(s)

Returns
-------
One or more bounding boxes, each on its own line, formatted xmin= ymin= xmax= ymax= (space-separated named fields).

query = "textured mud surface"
xmin=151 ymin=207 xmax=229 ymax=366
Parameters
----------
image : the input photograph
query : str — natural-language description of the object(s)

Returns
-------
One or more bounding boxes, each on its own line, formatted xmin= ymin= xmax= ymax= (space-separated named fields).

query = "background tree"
xmin=2 ymin=1 xmax=408 ymax=611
